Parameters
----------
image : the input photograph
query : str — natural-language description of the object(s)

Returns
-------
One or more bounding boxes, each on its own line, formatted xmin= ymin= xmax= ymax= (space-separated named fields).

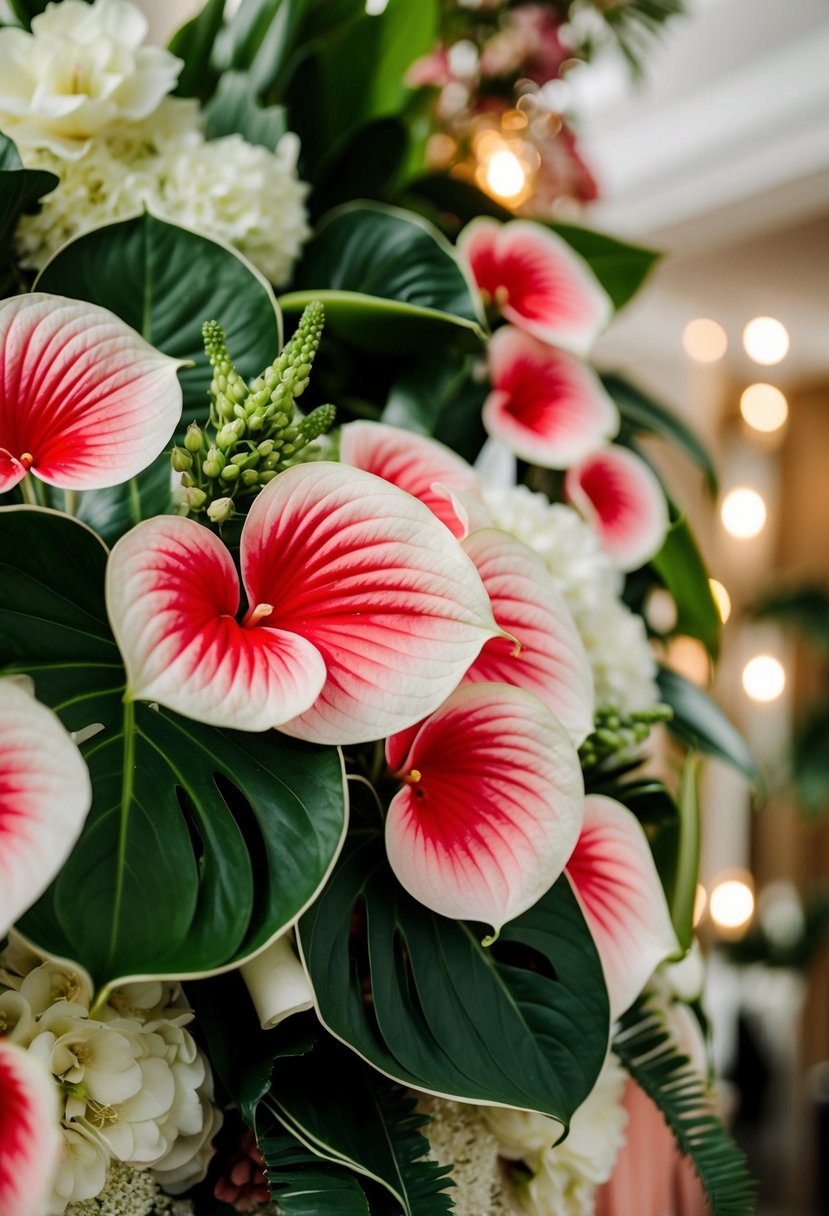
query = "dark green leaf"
xmin=752 ymin=583 xmax=829 ymax=652
xmin=603 ymin=372 xmax=718 ymax=494
xmin=270 ymin=1040 xmax=453 ymax=1216
xmin=651 ymin=512 xmax=721 ymax=658
xmin=614 ymin=994 xmax=756 ymax=1216
xmin=402 ymin=174 xmax=513 ymax=232
xmin=43 ymin=451 xmax=174 ymax=546
xmin=0 ymin=133 xmax=58 ymax=253
xmin=203 ymin=71 xmax=287 ymax=148
xmin=260 ymin=1129 xmax=372 ymax=1216
xmin=550 ymin=223 xmax=659 ymax=311
xmin=213 ymin=0 xmax=312 ymax=95
xmin=657 ymin=666 xmax=761 ymax=788
xmin=650 ymin=757 xmax=700 ymax=952
xmin=309 ymin=118 xmax=409 ymax=220
xmin=382 ymin=349 xmax=471 ymax=435
xmin=791 ymin=704 xmax=829 ymax=817
xmin=0 ymin=507 xmax=346 ymax=990
xmin=298 ymin=832 xmax=609 ymax=1125
xmin=285 ymin=203 xmax=485 ymax=353
xmin=35 ymin=212 xmax=282 ymax=435
xmin=6 ymin=0 xmax=52 ymax=28
xmin=168 ymin=0 xmax=226 ymax=99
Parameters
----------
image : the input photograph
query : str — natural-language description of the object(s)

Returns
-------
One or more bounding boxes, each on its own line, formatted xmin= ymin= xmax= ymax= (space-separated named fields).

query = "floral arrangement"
xmin=0 ymin=1 xmax=757 ymax=1215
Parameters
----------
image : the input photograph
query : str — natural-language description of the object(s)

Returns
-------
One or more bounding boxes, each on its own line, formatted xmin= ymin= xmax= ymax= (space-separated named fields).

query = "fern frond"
xmin=259 ymin=1128 xmax=372 ymax=1216
xmin=613 ymin=995 xmax=755 ymax=1215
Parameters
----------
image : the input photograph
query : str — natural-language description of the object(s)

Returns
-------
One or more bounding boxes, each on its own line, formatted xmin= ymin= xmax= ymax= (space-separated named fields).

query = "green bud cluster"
xmin=579 ymin=704 xmax=674 ymax=770
xmin=172 ymin=303 xmax=336 ymax=524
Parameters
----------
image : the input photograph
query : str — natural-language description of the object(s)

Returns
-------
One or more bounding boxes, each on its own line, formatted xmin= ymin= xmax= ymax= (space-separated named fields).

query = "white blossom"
xmin=0 ymin=0 xmax=181 ymax=159
xmin=417 ymin=1094 xmax=512 ymax=1216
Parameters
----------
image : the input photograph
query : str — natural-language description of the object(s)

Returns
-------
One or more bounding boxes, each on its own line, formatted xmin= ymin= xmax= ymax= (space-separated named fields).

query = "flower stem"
xmin=19 ymin=475 xmax=37 ymax=506
xmin=63 ymin=488 xmax=78 ymax=517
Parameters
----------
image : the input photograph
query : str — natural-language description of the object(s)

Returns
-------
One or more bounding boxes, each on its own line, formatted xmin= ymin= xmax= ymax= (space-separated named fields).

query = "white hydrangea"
xmin=65 ymin=1159 xmax=194 ymax=1215
xmin=485 ymin=1054 xmax=629 ymax=1216
xmin=417 ymin=1094 xmax=512 ymax=1216
xmin=483 ymin=484 xmax=659 ymax=713
xmin=15 ymin=100 xmax=310 ymax=286
xmin=0 ymin=945 xmax=222 ymax=1215
xmin=0 ymin=0 xmax=182 ymax=159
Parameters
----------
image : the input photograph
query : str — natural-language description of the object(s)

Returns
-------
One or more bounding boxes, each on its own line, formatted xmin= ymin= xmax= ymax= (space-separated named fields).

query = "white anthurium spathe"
xmin=241 ymin=934 xmax=315 ymax=1030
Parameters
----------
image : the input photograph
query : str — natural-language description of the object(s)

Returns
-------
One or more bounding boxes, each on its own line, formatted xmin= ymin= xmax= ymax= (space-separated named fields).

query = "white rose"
xmin=0 ymin=0 xmax=181 ymax=158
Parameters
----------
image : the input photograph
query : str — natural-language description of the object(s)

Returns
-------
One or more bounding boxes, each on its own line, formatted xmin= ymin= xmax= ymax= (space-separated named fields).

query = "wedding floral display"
xmin=0 ymin=0 xmax=758 ymax=1214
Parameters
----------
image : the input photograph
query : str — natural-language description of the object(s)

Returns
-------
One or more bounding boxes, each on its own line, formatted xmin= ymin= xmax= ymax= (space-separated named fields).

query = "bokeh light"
xmin=484 ymin=148 xmax=527 ymax=199
xmin=682 ymin=318 xmax=728 ymax=363
xmin=709 ymin=578 xmax=731 ymax=623
xmin=742 ymin=654 xmax=785 ymax=702
xmin=710 ymin=876 xmax=755 ymax=932
xmin=740 ymin=383 xmax=788 ymax=433
xmin=743 ymin=317 xmax=789 ymax=365
xmin=720 ymin=487 xmax=766 ymax=538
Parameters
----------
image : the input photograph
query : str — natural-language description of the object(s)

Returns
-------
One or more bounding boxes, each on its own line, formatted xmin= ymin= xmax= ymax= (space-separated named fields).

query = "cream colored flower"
xmin=48 ymin=1127 xmax=110 ymax=1215
xmin=20 ymin=959 xmax=93 ymax=1016
xmin=417 ymin=1094 xmax=511 ymax=1216
xmin=0 ymin=0 xmax=181 ymax=158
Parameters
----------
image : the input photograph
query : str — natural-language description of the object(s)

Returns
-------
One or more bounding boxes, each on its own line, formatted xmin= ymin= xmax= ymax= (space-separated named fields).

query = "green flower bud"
xmin=202 ymin=446 xmax=226 ymax=478
xmin=171 ymin=446 xmax=193 ymax=473
xmin=240 ymin=469 xmax=259 ymax=487
xmin=184 ymin=423 xmax=204 ymax=453
xmin=207 ymin=497 xmax=234 ymax=524
xmin=220 ymin=464 xmax=241 ymax=483
xmin=185 ymin=486 xmax=206 ymax=509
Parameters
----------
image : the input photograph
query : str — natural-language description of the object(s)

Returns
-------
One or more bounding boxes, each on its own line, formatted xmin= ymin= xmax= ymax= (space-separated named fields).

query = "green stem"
xmin=19 ymin=474 xmax=37 ymax=506
xmin=63 ymin=488 xmax=78 ymax=517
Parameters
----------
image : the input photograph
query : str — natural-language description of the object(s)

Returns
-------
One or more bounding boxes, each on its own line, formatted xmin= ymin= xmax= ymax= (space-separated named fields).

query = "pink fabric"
xmin=594 ymin=1080 xmax=708 ymax=1216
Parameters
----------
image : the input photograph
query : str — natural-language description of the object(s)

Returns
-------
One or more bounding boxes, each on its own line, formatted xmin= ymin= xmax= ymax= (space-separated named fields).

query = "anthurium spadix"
xmin=385 ymin=683 xmax=584 ymax=934
xmin=461 ymin=528 xmax=594 ymax=746
xmin=566 ymin=795 xmax=679 ymax=1017
xmin=565 ymin=445 xmax=670 ymax=571
xmin=458 ymin=217 xmax=612 ymax=356
xmin=0 ymin=1039 xmax=62 ymax=1216
xmin=484 ymin=326 xmax=619 ymax=468
xmin=107 ymin=462 xmax=501 ymax=744
xmin=0 ymin=294 xmax=183 ymax=493
xmin=0 ymin=677 xmax=92 ymax=937
xmin=339 ymin=420 xmax=485 ymax=539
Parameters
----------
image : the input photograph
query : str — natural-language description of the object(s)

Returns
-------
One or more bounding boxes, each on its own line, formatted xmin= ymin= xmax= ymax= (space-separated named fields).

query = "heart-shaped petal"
xmin=0 ymin=1039 xmax=62 ymax=1216
xmin=459 ymin=218 xmax=612 ymax=355
xmin=339 ymin=420 xmax=483 ymax=539
xmin=485 ymin=326 xmax=619 ymax=468
xmin=0 ymin=293 xmax=182 ymax=492
xmin=385 ymin=683 xmax=584 ymax=933
xmin=107 ymin=515 xmax=327 ymax=731
xmin=244 ymin=463 xmax=501 ymax=744
xmin=566 ymin=794 xmax=679 ymax=1016
xmin=0 ymin=677 xmax=92 ymax=936
xmin=462 ymin=528 xmax=594 ymax=746
xmin=565 ymin=446 xmax=669 ymax=571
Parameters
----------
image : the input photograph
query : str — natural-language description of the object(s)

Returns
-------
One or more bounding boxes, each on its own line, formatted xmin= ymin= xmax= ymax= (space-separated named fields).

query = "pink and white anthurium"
xmin=461 ymin=528 xmax=594 ymax=746
xmin=0 ymin=293 xmax=183 ymax=494
xmin=485 ymin=326 xmax=619 ymax=469
xmin=0 ymin=1039 xmax=62 ymax=1216
xmin=565 ymin=795 xmax=679 ymax=1017
xmin=106 ymin=462 xmax=502 ymax=745
xmin=458 ymin=217 xmax=612 ymax=356
xmin=565 ymin=445 xmax=670 ymax=572
xmin=385 ymin=683 xmax=584 ymax=935
xmin=339 ymin=420 xmax=485 ymax=539
xmin=0 ymin=676 xmax=93 ymax=937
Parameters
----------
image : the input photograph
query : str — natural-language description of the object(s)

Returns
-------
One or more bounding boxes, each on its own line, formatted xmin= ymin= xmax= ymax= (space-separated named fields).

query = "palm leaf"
xmin=613 ymin=995 xmax=755 ymax=1215
xmin=259 ymin=1129 xmax=373 ymax=1215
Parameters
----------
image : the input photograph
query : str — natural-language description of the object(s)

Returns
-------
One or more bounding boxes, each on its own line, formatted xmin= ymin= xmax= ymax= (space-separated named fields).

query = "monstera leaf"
xmin=0 ymin=507 xmax=346 ymax=991
xmin=282 ymin=203 xmax=485 ymax=353
xmin=298 ymin=832 xmax=609 ymax=1126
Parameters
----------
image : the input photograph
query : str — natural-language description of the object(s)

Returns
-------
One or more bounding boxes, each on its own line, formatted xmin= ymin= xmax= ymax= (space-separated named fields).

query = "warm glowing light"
xmin=485 ymin=149 xmax=527 ymax=200
xmin=710 ymin=878 xmax=755 ymax=931
xmin=743 ymin=317 xmax=789 ymax=365
xmin=742 ymin=654 xmax=785 ymax=702
xmin=693 ymin=883 xmax=708 ymax=927
xmin=740 ymin=383 xmax=788 ymax=433
xmin=709 ymin=578 xmax=731 ymax=623
xmin=682 ymin=318 xmax=727 ymax=363
xmin=720 ymin=487 xmax=766 ymax=538
xmin=645 ymin=588 xmax=678 ymax=633
xmin=666 ymin=636 xmax=710 ymax=687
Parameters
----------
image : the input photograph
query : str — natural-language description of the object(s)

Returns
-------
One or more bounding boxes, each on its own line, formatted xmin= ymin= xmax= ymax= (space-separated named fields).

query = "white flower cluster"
xmin=1 ymin=0 xmax=310 ymax=285
xmin=483 ymin=484 xmax=659 ymax=714
xmin=484 ymin=1055 xmax=629 ymax=1216
xmin=417 ymin=1094 xmax=512 ymax=1216
xmin=0 ymin=938 xmax=222 ymax=1214
xmin=64 ymin=1160 xmax=194 ymax=1216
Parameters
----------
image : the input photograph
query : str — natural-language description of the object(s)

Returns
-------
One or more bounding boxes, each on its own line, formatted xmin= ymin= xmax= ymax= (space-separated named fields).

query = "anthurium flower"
xmin=0 ymin=293 xmax=183 ymax=494
xmin=564 ymin=445 xmax=669 ymax=571
xmin=0 ymin=676 xmax=93 ymax=937
xmin=107 ymin=462 xmax=501 ymax=744
xmin=461 ymin=528 xmax=594 ymax=746
xmin=339 ymin=420 xmax=486 ymax=539
xmin=385 ymin=683 xmax=584 ymax=934
xmin=0 ymin=1038 xmax=62 ymax=1216
xmin=458 ymin=218 xmax=611 ymax=355
xmin=484 ymin=326 xmax=619 ymax=468
xmin=565 ymin=795 xmax=679 ymax=1017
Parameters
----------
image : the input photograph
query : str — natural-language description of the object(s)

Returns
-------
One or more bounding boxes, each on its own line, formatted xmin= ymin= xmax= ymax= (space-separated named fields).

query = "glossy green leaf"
xmin=35 ymin=212 xmax=282 ymax=434
xmin=382 ymin=349 xmax=471 ymax=435
xmin=652 ymin=512 xmax=721 ymax=658
xmin=0 ymin=133 xmax=58 ymax=252
xmin=309 ymin=117 xmax=409 ymax=220
xmin=284 ymin=203 xmax=485 ymax=353
xmin=168 ymin=0 xmax=225 ymax=99
xmin=203 ymin=71 xmax=287 ymax=148
xmin=270 ymin=1040 xmax=453 ymax=1216
xmin=298 ymin=832 xmax=609 ymax=1125
xmin=42 ymin=451 xmax=174 ymax=546
xmin=260 ymin=1130 xmax=372 ymax=1216
xmin=603 ymin=373 xmax=718 ymax=494
xmin=213 ymin=0 xmax=312 ymax=95
xmin=753 ymin=583 xmax=829 ymax=651
xmin=550 ymin=224 xmax=659 ymax=312
xmin=657 ymin=666 xmax=761 ymax=789
xmin=0 ymin=507 xmax=346 ymax=990
xmin=651 ymin=757 xmax=700 ymax=952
